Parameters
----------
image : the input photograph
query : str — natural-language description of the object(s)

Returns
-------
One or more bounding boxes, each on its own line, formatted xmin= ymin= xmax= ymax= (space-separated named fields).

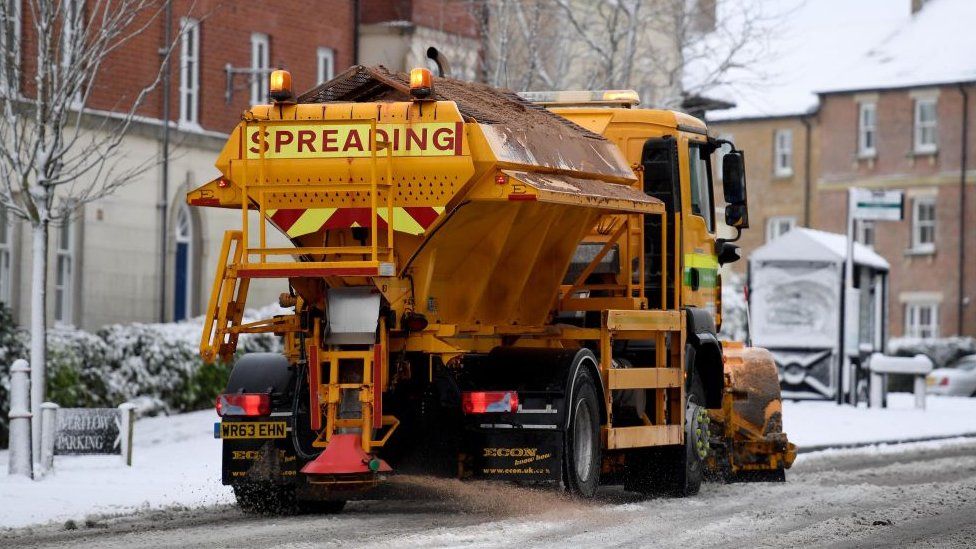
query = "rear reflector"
xmin=939 ymin=377 xmax=949 ymax=386
xmin=216 ymin=393 xmax=271 ymax=417
xmin=462 ymin=391 xmax=519 ymax=414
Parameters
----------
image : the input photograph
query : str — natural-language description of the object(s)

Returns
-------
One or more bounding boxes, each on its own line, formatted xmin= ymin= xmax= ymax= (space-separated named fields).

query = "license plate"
xmin=219 ymin=421 xmax=287 ymax=439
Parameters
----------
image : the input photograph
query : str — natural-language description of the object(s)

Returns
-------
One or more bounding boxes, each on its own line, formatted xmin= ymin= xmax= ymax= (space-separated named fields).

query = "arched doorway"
xmin=174 ymin=203 xmax=193 ymax=321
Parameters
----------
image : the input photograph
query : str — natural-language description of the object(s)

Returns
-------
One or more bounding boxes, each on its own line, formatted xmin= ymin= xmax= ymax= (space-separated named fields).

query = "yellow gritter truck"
xmin=188 ymin=65 xmax=795 ymax=513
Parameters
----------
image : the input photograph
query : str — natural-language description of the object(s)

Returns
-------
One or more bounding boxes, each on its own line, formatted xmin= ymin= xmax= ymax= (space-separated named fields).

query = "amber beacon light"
xmin=269 ymin=69 xmax=293 ymax=102
xmin=409 ymin=67 xmax=434 ymax=99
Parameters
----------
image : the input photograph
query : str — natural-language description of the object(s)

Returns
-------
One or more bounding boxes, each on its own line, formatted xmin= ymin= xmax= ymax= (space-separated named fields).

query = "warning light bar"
xmin=518 ymin=89 xmax=640 ymax=108
xmin=462 ymin=391 xmax=519 ymax=414
xmin=216 ymin=393 xmax=271 ymax=417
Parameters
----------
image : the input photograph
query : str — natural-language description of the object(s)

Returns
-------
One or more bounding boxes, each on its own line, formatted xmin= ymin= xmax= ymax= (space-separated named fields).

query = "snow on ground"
xmin=0 ymin=410 xmax=229 ymax=529
xmin=2 ymin=393 xmax=975 ymax=529
xmin=784 ymin=392 xmax=976 ymax=448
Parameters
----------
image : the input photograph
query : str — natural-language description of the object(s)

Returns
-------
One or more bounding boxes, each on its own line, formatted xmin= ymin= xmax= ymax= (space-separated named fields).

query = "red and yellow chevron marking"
xmin=266 ymin=207 xmax=445 ymax=238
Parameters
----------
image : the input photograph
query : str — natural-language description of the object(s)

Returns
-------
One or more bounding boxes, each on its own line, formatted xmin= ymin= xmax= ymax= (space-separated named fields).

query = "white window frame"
xmin=856 ymin=219 xmax=875 ymax=248
xmin=0 ymin=0 xmax=22 ymax=90
xmin=911 ymin=196 xmax=936 ymax=253
xmin=904 ymin=302 xmax=938 ymax=339
xmin=715 ymin=133 xmax=733 ymax=181
xmin=178 ymin=17 xmax=200 ymax=126
xmin=773 ymin=128 xmax=793 ymax=177
xmin=858 ymin=102 xmax=877 ymax=158
xmin=765 ymin=215 xmax=796 ymax=242
xmin=54 ymin=220 xmax=75 ymax=325
xmin=250 ymin=32 xmax=270 ymax=105
xmin=316 ymin=46 xmax=334 ymax=84
xmin=913 ymin=97 xmax=938 ymax=154
xmin=0 ymin=205 xmax=12 ymax=305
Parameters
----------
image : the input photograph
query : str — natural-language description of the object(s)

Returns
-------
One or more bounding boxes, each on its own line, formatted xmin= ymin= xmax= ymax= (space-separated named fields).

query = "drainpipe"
xmin=158 ymin=0 xmax=172 ymax=322
xmin=801 ymin=114 xmax=813 ymax=226
xmin=958 ymin=83 xmax=969 ymax=335
xmin=353 ymin=0 xmax=360 ymax=64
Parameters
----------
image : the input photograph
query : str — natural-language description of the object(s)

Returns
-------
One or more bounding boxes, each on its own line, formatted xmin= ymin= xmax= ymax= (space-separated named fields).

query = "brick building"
xmin=814 ymin=0 xmax=976 ymax=338
xmin=0 ymin=0 xmax=478 ymax=330
xmin=708 ymin=0 xmax=976 ymax=340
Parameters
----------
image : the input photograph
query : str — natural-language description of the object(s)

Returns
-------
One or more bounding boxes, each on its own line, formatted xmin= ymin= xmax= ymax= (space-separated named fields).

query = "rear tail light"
xmin=462 ymin=391 xmax=519 ymax=414
xmin=216 ymin=393 xmax=271 ymax=417
xmin=939 ymin=377 xmax=950 ymax=386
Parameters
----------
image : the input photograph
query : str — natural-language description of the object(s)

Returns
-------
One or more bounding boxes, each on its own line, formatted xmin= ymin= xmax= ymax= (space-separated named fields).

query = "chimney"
xmin=911 ymin=0 xmax=928 ymax=14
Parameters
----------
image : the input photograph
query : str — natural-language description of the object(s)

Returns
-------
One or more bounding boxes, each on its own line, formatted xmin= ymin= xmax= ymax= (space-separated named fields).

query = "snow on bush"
xmin=888 ymin=336 xmax=976 ymax=368
xmin=0 ymin=302 xmax=286 ymax=447
xmin=720 ymin=271 xmax=748 ymax=341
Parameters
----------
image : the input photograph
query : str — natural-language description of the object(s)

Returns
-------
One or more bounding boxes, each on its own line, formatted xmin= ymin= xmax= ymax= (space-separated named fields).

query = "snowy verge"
xmin=0 ymin=409 xmax=229 ymax=529
xmin=2 ymin=393 xmax=975 ymax=529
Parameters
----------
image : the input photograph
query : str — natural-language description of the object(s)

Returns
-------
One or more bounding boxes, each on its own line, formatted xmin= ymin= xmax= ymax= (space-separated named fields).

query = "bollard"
xmin=913 ymin=375 xmax=927 ymax=410
xmin=7 ymin=360 xmax=32 ymax=477
xmin=118 ymin=403 xmax=136 ymax=466
xmin=40 ymin=402 xmax=59 ymax=474
xmin=869 ymin=371 xmax=884 ymax=409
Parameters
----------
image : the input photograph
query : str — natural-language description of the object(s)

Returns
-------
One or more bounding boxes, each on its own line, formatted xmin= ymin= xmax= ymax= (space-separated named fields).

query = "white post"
xmin=119 ymin=403 xmax=135 ymax=466
xmin=40 ymin=402 xmax=59 ymax=474
xmin=7 ymin=360 xmax=32 ymax=478
xmin=869 ymin=371 xmax=884 ymax=408
xmin=30 ymin=223 xmax=48 ymax=474
xmin=842 ymin=187 xmax=856 ymax=404
xmin=913 ymin=375 xmax=927 ymax=410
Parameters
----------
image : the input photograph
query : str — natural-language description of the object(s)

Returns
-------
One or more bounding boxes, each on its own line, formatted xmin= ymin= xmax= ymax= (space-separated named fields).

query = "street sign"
xmin=852 ymin=189 xmax=904 ymax=221
xmin=54 ymin=408 xmax=123 ymax=455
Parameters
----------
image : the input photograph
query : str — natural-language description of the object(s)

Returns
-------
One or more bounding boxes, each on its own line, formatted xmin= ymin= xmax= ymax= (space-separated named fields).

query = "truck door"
xmin=682 ymin=140 xmax=718 ymax=314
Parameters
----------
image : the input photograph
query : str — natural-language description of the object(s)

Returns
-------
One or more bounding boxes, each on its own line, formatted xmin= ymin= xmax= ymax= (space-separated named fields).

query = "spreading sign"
xmin=245 ymin=122 xmax=464 ymax=159
xmin=54 ymin=408 xmax=122 ymax=456
xmin=852 ymin=189 xmax=904 ymax=221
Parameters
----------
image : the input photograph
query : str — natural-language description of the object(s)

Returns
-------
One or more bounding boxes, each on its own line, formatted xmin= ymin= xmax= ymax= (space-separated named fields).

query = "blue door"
xmin=174 ymin=241 xmax=188 ymax=321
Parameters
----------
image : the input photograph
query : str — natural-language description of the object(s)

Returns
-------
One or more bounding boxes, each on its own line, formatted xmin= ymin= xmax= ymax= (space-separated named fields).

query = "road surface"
xmin=4 ymin=439 xmax=976 ymax=548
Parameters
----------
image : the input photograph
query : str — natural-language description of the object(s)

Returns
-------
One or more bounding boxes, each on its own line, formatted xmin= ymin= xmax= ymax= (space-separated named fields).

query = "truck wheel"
xmin=233 ymin=483 xmax=296 ymax=514
xmin=628 ymin=371 xmax=706 ymax=497
xmin=564 ymin=368 xmax=601 ymax=498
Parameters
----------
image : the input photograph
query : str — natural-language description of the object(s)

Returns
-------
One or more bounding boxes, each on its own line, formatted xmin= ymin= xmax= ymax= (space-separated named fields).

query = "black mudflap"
xmin=467 ymin=429 xmax=563 ymax=482
xmin=222 ymin=439 xmax=299 ymax=485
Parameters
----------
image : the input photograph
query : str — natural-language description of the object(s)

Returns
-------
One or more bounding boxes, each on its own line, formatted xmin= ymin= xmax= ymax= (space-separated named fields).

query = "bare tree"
xmin=473 ymin=0 xmax=777 ymax=110
xmin=0 ymin=0 xmax=177 ymax=475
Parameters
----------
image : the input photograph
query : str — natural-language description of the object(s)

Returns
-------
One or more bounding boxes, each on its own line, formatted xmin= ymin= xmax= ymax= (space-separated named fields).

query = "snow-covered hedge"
xmin=720 ymin=271 xmax=748 ymax=341
xmin=888 ymin=336 xmax=976 ymax=368
xmin=0 ymin=302 xmax=285 ymax=447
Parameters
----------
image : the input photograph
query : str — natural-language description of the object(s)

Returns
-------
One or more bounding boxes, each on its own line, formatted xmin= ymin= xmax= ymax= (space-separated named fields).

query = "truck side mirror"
xmin=722 ymin=151 xmax=749 ymax=229
xmin=717 ymin=241 xmax=741 ymax=265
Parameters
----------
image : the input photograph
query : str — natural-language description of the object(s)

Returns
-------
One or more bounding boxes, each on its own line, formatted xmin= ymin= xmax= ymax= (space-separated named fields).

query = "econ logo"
xmin=245 ymin=122 xmax=465 ymax=159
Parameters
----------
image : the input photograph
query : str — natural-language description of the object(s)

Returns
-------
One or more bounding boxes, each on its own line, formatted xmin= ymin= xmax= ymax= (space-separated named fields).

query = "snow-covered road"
xmin=4 ymin=438 xmax=976 ymax=548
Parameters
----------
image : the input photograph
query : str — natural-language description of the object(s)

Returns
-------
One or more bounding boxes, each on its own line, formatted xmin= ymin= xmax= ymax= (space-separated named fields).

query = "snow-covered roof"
xmin=750 ymin=228 xmax=890 ymax=271
xmin=693 ymin=0 xmax=909 ymax=122
xmin=818 ymin=0 xmax=976 ymax=94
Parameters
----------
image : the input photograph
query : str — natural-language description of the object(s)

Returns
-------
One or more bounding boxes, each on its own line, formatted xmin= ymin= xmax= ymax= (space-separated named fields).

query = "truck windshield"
xmin=688 ymin=143 xmax=714 ymax=233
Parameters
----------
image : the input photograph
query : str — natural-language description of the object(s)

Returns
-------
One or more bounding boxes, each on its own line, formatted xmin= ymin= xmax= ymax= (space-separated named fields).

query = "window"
xmin=178 ymin=18 xmax=200 ymax=126
xmin=765 ymin=216 xmax=795 ymax=241
xmin=54 ymin=220 xmax=75 ymax=325
xmin=905 ymin=302 xmax=938 ymax=338
xmin=911 ymin=196 xmax=936 ymax=252
xmin=250 ymin=32 xmax=269 ymax=105
xmin=773 ymin=128 xmax=793 ymax=177
xmin=688 ymin=143 xmax=714 ymax=232
xmin=858 ymin=102 xmax=877 ymax=157
xmin=914 ymin=98 xmax=937 ymax=154
xmin=0 ymin=205 xmax=12 ymax=305
xmin=715 ymin=133 xmax=733 ymax=181
xmin=856 ymin=219 xmax=875 ymax=248
xmin=0 ymin=0 xmax=22 ymax=89
xmin=174 ymin=204 xmax=193 ymax=321
xmin=317 ymin=47 xmax=334 ymax=84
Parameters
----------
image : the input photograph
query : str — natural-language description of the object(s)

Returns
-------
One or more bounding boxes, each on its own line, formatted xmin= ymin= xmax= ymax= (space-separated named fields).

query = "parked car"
xmin=926 ymin=355 xmax=976 ymax=396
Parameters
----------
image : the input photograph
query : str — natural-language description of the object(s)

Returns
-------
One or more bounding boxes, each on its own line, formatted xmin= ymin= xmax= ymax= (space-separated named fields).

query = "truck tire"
xmin=563 ymin=368 xmax=601 ymax=498
xmin=626 ymin=371 xmax=706 ymax=497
